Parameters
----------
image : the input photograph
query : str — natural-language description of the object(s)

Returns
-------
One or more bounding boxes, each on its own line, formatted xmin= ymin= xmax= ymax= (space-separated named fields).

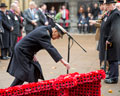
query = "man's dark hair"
xmin=39 ymin=3 xmax=46 ymax=8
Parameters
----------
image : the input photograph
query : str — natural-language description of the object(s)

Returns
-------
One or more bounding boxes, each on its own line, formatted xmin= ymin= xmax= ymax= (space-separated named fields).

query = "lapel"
xmin=38 ymin=9 xmax=45 ymax=19
xmin=28 ymin=9 xmax=33 ymax=19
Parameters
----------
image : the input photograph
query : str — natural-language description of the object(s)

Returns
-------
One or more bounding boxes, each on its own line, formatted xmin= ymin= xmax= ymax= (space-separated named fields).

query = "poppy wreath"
xmin=0 ymin=70 xmax=105 ymax=96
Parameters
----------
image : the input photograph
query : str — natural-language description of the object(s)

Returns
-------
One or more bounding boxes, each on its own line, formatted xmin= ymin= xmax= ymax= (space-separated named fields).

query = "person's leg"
xmin=109 ymin=61 xmax=119 ymax=80
xmin=1 ymin=48 xmax=8 ymax=60
xmin=4 ymin=48 xmax=8 ymax=57
xmin=1 ymin=48 xmax=5 ymax=57
xmin=8 ymin=47 xmax=12 ymax=57
xmin=81 ymin=24 xmax=84 ymax=33
xmin=84 ymin=24 xmax=88 ymax=33
xmin=105 ymin=60 xmax=119 ymax=83
xmin=26 ymin=30 xmax=32 ymax=35
xmin=78 ymin=24 xmax=82 ymax=33
xmin=10 ymin=78 xmax=24 ymax=87
xmin=11 ymin=34 xmax=17 ymax=54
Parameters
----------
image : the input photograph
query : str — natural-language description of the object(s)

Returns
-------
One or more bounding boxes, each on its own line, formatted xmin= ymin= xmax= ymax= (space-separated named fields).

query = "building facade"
xmin=0 ymin=0 xmax=32 ymax=10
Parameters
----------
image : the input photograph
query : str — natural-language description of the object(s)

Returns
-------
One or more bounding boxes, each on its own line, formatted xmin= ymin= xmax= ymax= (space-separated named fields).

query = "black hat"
xmin=99 ymin=0 xmax=104 ymax=4
xmin=0 ymin=3 xmax=7 ymax=8
xmin=104 ymin=0 xmax=116 ymax=4
xmin=55 ymin=23 xmax=67 ymax=38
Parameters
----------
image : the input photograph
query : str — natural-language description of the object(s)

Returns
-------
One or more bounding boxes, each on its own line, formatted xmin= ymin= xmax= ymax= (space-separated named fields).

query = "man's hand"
xmin=33 ymin=56 xmax=37 ymax=62
xmin=60 ymin=59 xmax=70 ymax=70
xmin=11 ymin=26 xmax=14 ymax=31
xmin=106 ymin=40 xmax=111 ymax=45
xmin=89 ymin=20 xmax=97 ymax=24
xmin=45 ymin=21 xmax=49 ymax=26
xmin=31 ymin=20 xmax=37 ymax=26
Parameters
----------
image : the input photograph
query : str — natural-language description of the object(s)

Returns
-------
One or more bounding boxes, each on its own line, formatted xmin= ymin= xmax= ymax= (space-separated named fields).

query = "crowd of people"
xmin=0 ymin=1 xmax=23 ymax=60
xmin=0 ymin=1 xmax=69 ymax=60
xmin=77 ymin=3 xmax=101 ymax=33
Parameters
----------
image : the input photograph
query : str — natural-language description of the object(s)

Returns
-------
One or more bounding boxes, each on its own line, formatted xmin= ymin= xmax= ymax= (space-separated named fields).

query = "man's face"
xmin=116 ymin=3 xmax=120 ymax=11
xmin=30 ymin=4 xmax=35 ymax=9
xmin=106 ymin=3 xmax=115 ymax=11
xmin=94 ymin=3 xmax=98 ymax=8
xmin=43 ymin=5 xmax=47 ymax=11
xmin=0 ymin=7 xmax=6 ymax=12
xmin=100 ymin=4 xmax=105 ymax=11
xmin=52 ymin=28 xmax=61 ymax=40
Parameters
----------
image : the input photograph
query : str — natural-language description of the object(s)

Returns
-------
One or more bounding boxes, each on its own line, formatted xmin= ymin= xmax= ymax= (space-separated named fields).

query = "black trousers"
xmin=10 ymin=78 xmax=38 ymax=87
xmin=10 ymin=34 xmax=17 ymax=56
xmin=26 ymin=30 xmax=32 ymax=35
xmin=1 ymin=48 xmax=8 ymax=57
xmin=108 ymin=60 xmax=119 ymax=80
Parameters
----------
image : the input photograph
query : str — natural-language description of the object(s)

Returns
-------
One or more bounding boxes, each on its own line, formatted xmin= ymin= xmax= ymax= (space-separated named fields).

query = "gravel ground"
xmin=0 ymin=34 xmax=120 ymax=96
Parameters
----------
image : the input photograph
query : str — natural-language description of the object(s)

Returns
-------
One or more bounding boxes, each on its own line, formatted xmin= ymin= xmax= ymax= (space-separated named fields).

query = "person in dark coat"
xmin=8 ymin=3 xmax=20 ymax=57
xmin=0 ymin=11 xmax=4 ymax=50
xmin=7 ymin=23 xmax=70 ymax=87
xmin=0 ymin=3 xmax=13 ymax=60
xmin=37 ymin=3 xmax=49 ymax=26
xmin=92 ymin=3 xmax=101 ymax=20
xmin=99 ymin=0 xmax=120 ymax=84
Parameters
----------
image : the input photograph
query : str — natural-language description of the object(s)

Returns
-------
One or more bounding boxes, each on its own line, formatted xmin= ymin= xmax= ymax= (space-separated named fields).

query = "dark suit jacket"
xmin=37 ymin=9 xmax=47 ymax=26
xmin=24 ymin=9 xmax=38 ymax=32
xmin=7 ymin=25 xmax=62 ymax=82
xmin=8 ymin=10 xmax=20 ymax=35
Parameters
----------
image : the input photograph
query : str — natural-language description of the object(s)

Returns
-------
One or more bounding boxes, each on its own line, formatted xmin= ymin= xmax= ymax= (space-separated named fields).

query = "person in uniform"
xmin=7 ymin=23 xmax=70 ymax=87
xmin=101 ymin=0 xmax=120 ymax=84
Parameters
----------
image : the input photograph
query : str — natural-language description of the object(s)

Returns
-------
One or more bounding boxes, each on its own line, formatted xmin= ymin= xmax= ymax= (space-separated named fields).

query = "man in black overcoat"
xmin=8 ymin=3 xmax=20 ymax=56
xmin=0 ymin=3 xmax=13 ymax=60
xmin=0 ymin=14 xmax=4 ymax=51
xmin=7 ymin=23 xmax=70 ymax=87
xmin=0 ymin=10 xmax=4 ymax=50
xmin=100 ymin=0 xmax=120 ymax=84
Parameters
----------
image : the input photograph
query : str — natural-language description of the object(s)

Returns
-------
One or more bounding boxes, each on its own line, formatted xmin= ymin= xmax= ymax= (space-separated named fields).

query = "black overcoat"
xmin=0 ymin=11 xmax=12 ymax=48
xmin=7 ymin=25 xmax=62 ymax=82
xmin=99 ymin=12 xmax=109 ymax=61
xmin=0 ymin=14 xmax=4 ymax=48
xmin=8 ymin=11 xmax=20 ymax=35
xmin=99 ymin=9 xmax=120 ymax=61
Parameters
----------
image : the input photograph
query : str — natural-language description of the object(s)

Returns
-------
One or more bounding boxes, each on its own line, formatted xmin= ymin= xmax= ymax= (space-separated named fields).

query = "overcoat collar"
xmin=109 ymin=8 xmax=117 ymax=15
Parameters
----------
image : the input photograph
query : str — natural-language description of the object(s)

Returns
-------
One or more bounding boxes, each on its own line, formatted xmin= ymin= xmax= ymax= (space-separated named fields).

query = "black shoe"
xmin=104 ymin=78 xmax=118 ymax=84
xmin=1 ymin=56 xmax=9 ymax=60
